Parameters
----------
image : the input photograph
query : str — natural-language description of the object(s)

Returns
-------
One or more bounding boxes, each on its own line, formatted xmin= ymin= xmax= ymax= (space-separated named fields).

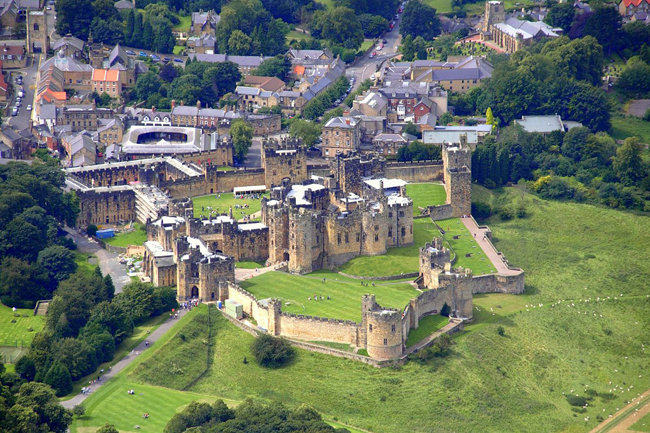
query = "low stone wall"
xmin=472 ymin=273 xmax=525 ymax=295
xmin=427 ymin=204 xmax=453 ymax=221
xmin=103 ymin=243 xmax=127 ymax=254
xmin=127 ymin=245 xmax=145 ymax=256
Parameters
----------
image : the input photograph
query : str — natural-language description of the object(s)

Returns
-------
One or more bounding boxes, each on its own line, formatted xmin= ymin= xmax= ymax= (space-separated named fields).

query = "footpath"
xmin=61 ymin=309 xmax=188 ymax=409
xmin=460 ymin=217 xmax=521 ymax=276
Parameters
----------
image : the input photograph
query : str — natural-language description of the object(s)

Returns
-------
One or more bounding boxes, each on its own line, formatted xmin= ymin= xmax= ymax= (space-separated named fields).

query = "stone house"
xmin=61 ymin=132 xmax=96 ymax=167
xmin=0 ymin=43 xmax=27 ymax=69
xmin=57 ymin=104 xmax=114 ymax=132
xmin=94 ymin=117 xmax=124 ymax=148
xmin=378 ymin=81 xmax=448 ymax=123
xmin=190 ymin=10 xmax=220 ymax=36
xmin=372 ymin=133 xmax=408 ymax=157
xmin=91 ymin=69 xmax=122 ymax=99
xmin=51 ymin=34 xmax=85 ymax=60
xmin=321 ymin=115 xmax=361 ymax=158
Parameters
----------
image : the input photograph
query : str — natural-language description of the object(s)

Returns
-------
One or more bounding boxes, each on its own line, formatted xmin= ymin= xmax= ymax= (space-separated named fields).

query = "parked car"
xmin=174 ymin=58 xmax=183 ymax=63
xmin=15 ymin=100 xmax=21 ymax=107
xmin=376 ymin=45 xmax=382 ymax=51
xmin=369 ymin=51 xmax=376 ymax=58
xmin=26 ymin=105 xmax=32 ymax=111
xmin=11 ymin=108 xmax=17 ymax=116
xmin=162 ymin=56 xmax=170 ymax=62
xmin=97 ymin=152 xmax=103 ymax=158
xmin=395 ymin=14 xmax=399 ymax=19
xmin=138 ymin=51 xmax=147 ymax=57
xmin=382 ymin=38 xmax=387 ymax=44
xmin=126 ymin=50 xmax=135 ymax=55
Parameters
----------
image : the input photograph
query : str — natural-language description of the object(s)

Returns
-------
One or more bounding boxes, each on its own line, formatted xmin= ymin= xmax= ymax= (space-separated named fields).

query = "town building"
xmin=321 ymin=115 xmax=361 ymax=157
xmin=91 ymin=69 xmax=122 ymax=99
xmin=190 ymin=10 xmax=220 ymax=36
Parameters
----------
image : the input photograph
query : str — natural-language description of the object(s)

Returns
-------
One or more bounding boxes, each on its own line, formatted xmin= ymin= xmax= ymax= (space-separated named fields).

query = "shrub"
xmin=251 ymin=334 xmax=295 ymax=368
xmin=471 ymin=202 xmax=493 ymax=220
xmin=644 ymin=108 xmax=650 ymax=122
xmin=497 ymin=326 xmax=506 ymax=336
xmin=72 ymin=405 xmax=86 ymax=417
xmin=516 ymin=205 xmax=527 ymax=218
xmin=566 ymin=395 xmax=588 ymax=407
xmin=87 ymin=224 xmax=98 ymax=236
xmin=499 ymin=206 xmax=514 ymax=220
xmin=440 ymin=303 xmax=451 ymax=317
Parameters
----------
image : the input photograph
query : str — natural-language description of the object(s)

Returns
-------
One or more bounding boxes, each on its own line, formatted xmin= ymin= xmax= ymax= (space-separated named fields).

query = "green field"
xmin=610 ymin=116 xmax=650 ymax=144
xmin=105 ymin=223 xmax=147 ymax=247
xmin=240 ymin=271 xmax=418 ymax=322
xmin=192 ymin=192 xmax=268 ymax=220
xmin=406 ymin=182 xmax=446 ymax=212
xmin=74 ymin=251 xmax=98 ymax=277
xmin=172 ymin=14 xmax=191 ymax=32
xmin=360 ymin=39 xmax=375 ymax=52
xmin=0 ymin=303 xmax=44 ymax=347
xmin=436 ymin=217 xmax=498 ymax=275
xmin=405 ymin=314 xmax=448 ymax=347
xmin=631 ymin=410 xmax=650 ymax=432
xmin=423 ymin=0 xmax=453 ymax=14
xmin=286 ymin=30 xmax=310 ymax=42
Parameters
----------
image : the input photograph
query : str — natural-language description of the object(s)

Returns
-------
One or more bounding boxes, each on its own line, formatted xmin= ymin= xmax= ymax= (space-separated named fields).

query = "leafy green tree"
xmin=541 ymin=36 xmax=605 ymax=86
xmin=289 ymin=120 xmax=321 ymax=146
xmin=13 ymin=381 xmax=73 ymax=432
xmin=400 ymin=1 xmax=441 ymax=40
xmin=251 ymin=334 xmax=295 ymax=368
xmin=403 ymin=121 xmax=419 ymax=138
xmin=115 ymin=280 xmax=155 ymax=323
xmin=134 ymin=72 xmax=161 ymax=102
xmin=55 ymin=0 xmax=93 ymax=39
xmin=254 ymin=55 xmax=291 ymax=80
xmin=312 ymin=7 xmax=364 ymax=49
xmin=486 ymin=107 xmax=494 ymax=125
xmin=72 ymin=405 xmax=85 ymax=418
xmin=561 ymin=126 xmax=590 ymax=161
xmin=132 ymin=12 xmax=144 ymax=48
xmin=51 ymin=338 xmax=98 ymax=380
xmin=124 ymin=9 xmax=135 ymax=46
xmin=438 ymin=112 xmax=453 ymax=126
xmin=44 ymin=361 xmax=73 ymax=397
xmin=359 ymin=14 xmax=388 ymax=38
xmin=96 ymin=424 xmax=119 ymax=433
xmin=583 ymin=6 xmax=622 ymax=54
xmin=3 ymin=217 xmax=45 ymax=262
xmin=0 ymin=257 xmax=46 ymax=306
xmin=617 ymin=59 xmax=650 ymax=96
xmin=104 ymin=275 xmax=115 ymax=300
xmin=153 ymin=21 xmax=177 ymax=54
xmin=203 ymin=61 xmax=242 ymax=99
xmin=230 ymin=120 xmax=254 ymax=163
xmin=143 ymin=18 xmax=154 ymax=50
xmin=545 ymin=2 xmax=575 ymax=33
xmin=613 ymin=137 xmax=646 ymax=186
xmin=84 ymin=331 xmax=116 ymax=363
xmin=15 ymin=356 xmax=37 ymax=381
xmin=228 ymin=30 xmax=253 ymax=55
xmin=170 ymin=75 xmax=203 ymax=105
xmin=37 ymin=245 xmax=77 ymax=291
xmin=400 ymin=34 xmax=415 ymax=61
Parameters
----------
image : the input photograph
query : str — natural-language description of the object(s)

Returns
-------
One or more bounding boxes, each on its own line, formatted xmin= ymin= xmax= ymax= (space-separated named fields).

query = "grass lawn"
xmin=172 ymin=14 xmax=191 ymax=32
xmin=630 ymin=410 xmax=650 ymax=432
xmin=192 ymin=192 xmax=268 ymax=219
xmin=610 ymin=116 xmax=650 ymax=144
xmin=240 ymin=271 xmax=418 ymax=322
xmin=436 ymin=218 xmax=498 ymax=275
xmin=74 ymin=251 xmax=97 ymax=277
xmin=173 ymin=45 xmax=185 ymax=55
xmin=0 ymin=303 xmax=44 ymax=347
xmin=286 ymin=30 xmax=310 ymax=42
xmin=405 ymin=314 xmax=448 ymax=347
xmin=423 ymin=0 xmax=453 ymax=14
xmin=360 ymin=39 xmax=374 ymax=52
xmin=105 ymin=223 xmax=147 ymax=247
xmin=406 ymin=182 xmax=446 ymax=211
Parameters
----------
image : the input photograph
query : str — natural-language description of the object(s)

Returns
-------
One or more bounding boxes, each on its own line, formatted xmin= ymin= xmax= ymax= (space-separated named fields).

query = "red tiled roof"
xmin=622 ymin=0 xmax=650 ymax=7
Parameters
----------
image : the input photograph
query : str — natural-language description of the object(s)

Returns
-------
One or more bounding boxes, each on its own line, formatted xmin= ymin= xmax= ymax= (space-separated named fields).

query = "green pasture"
xmin=74 ymin=251 xmax=98 ymax=277
xmin=240 ymin=271 xmax=418 ymax=322
xmin=405 ymin=314 xmax=448 ymax=347
xmin=436 ymin=217 xmax=498 ymax=275
xmin=0 ymin=303 xmax=44 ymax=347
xmin=172 ymin=14 xmax=191 ymax=32
xmin=105 ymin=223 xmax=147 ymax=247
xmin=423 ymin=0 xmax=453 ymax=14
xmin=406 ymin=182 xmax=446 ymax=211
xmin=610 ymin=116 xmax=650 ymax=144
xmin=631 ymin=411 xmax=650 ymax=432
xmin=192 ymin=192 xmax=268 ymax=219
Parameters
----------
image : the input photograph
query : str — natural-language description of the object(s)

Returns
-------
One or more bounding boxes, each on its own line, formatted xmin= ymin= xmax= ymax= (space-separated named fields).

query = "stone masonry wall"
xmin=385 ymin=161 xmax=444 ymax=183
xmin=471 ymin=273 xmax=525 ymax=295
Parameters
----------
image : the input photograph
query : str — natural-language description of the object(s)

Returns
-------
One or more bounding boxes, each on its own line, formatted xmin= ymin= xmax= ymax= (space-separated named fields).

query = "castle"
xmin=64 ymin=135 xmax=525 ymax=361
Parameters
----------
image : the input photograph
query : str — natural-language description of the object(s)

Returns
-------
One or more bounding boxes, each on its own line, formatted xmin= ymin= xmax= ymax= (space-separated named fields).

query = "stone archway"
xmin=191 ymin=286 xmax=199 ymax=298
xmin=283 ymin=252 xmax=289 ymax=262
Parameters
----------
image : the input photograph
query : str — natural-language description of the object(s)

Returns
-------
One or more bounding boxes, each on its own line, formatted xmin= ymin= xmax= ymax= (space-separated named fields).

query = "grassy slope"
xmin=240 ymin=271 xmax=418 ymax=322
xmin=74 ymin=251 xmax=97 ymax=277
xmin=105 ymin=223 xmax=147 ymax=247
xmin=0 ymin=304 xmax=44 ymax=346
xmin=423 ymin=0 xmax=453 ymax=14
xmin=436 ymin=217 xmax=497 ymax=275
xmin=192 ymin=192 xmax=268 ymax=219
xmin=631 ymin=411 xmax=650 ymax=432
xmin=609 ymin=116 xmax=650 ymax=144
xmin=405 ymin=314 xmax=448 ymax=347
xmin=406 ymin=182 xmax=446 ymax=211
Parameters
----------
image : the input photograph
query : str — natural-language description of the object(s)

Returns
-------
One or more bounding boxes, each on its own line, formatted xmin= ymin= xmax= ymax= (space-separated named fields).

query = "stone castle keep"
xmin=64 ymin=136 xmax=525 ymax=361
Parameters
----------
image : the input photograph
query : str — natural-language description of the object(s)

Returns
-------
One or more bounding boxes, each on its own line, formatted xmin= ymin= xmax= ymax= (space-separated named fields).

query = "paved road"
xmin=6 ymin=54 xmax=39 ymax=131
xmin=65 ymin=228 xmax=131 ymax=293
xmin=61 ymin=308 xmax=188 ymax=409
xmin=346 ymin=18 xmax=402 ymax=88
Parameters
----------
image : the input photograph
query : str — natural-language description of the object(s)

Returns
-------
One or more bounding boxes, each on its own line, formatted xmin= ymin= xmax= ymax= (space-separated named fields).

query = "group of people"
xmin=308 ymin=294 xmax=330 ymax=301
xmin=180 ymin=299 xmax=201 ymax=310
xmin=360 ymin=281 xmax=375 ymax=287
xmin=234 ymin=193 xmax=263 ymax=200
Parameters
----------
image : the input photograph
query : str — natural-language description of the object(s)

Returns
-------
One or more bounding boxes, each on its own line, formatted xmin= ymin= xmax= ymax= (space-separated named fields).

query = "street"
xmin=346 ymin=18 xmax=402 ymax=88
xmin=6 ymin=54 xmax=39 ymax=131
xmin=64 ymin=228 xmax=131 ymax=293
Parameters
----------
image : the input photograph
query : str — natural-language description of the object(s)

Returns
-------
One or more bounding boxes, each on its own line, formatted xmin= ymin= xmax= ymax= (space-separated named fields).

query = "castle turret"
xmin=362 ymin=294 xmax=403 ymax=360
xmin=442 ymin=140 xmax=471 ymax=217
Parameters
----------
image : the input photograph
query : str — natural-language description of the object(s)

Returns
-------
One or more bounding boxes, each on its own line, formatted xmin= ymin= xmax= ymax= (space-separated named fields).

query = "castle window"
xmin=388 ymin=228 xmax=392 ymax=237
xmin=345 ymin=233 xmax=349 ymax=243
xmin=369 ymin=324 xmax=372 ymax=332
xmin=399 ymin=211 xmax=404 ymax=217
xmin=388 ymin=212 xmax=392 ymax=218
xmin=401 ymin=227 xmax=405 ymax=237
xmin=391 ymin=325 xmax=395 ymax=332
xmin=374 ymin=234 xmax=378 ymax=242
xmin=383 ymin=339 xmax=387 ymax=345
xmin=356 ymin=233 xmax=360 ymax=242
xmin=337 ymin=233 xmax=341 ymax=245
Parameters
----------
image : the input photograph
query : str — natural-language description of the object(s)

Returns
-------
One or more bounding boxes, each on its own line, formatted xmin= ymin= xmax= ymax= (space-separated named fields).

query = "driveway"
xmin=65 ymin=228 xmax=131 ymax=293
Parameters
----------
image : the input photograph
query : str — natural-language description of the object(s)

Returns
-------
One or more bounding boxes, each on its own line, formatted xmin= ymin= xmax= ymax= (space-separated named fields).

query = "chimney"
xmin=343 ymin=109 xmax=350 ymax=117
xmin=180 ymin=100 xmax=184 ymax=106
xmin=171 ymin=99 xmax=176 ymax=109
xmin=346 ymin=118 xmax=350 ymax=125
xmin=152 ymin=105 xmax=156 ymax=113
xmin=197 ymin=100 xmax=201 ymax=110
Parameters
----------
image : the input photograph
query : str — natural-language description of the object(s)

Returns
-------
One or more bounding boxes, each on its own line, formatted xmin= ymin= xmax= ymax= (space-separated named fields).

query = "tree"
xmin=228 ymin=30 xmax=253 ymax=55
xmin=486 ymin=107 xmax=494 ymax=126
xmin=134 ymin=72 xmax=161 ymax=102
xmin=55 ymin=0 xmax=93 ymax=39
xmin=143 ymin=18 xmax=154 ymax=50
xmin=251 ymin=334 xmax=295 ymax=368
xmin=582 ymin=6 xmax=621 ymax=54
xmin=400 ymin=1 xmax=441 ymax=40
xmin=0 ymin=257 xmax=46 ymax=306
xmin=561 ymin=126 xmax=590 ymax=161
xmin=438 ymin=112 xmax=453 ymax=126
xmin=51 ymin=338 xmax=98 ymax=380
xmin=14 ymin=382 xmax=73 ymax=432
xmin=104 ymin=275 xmax=115 ymax=300
xmin=401 ymin=35 xmax=415 ymax=61
xmin=72 ymin=405 xmax=86 ymax=418
xmin=314 ymin=7 xmax=364 ymax=49
xmin=124 ymin=9 xmax=135 ymax=46
xmin=403 ymin=121 xmax=419 ymax=138
xmin=613 ymin=137 xmax=646 ymax=186
xmin=545 ymin=2 xmax=575 ymax=33
xmin=87 ymin=224 xmax=98 ymax=236
xmin=153 ymin=22 xmax=177 ymax=54
xmin=254 ymin=55 xmax=291 ymax=80
xmin=170 ymin=75 xmax=204 ymax=105
xmin=359 ymin=14 xmax=388 ymax=38
xmin=230 ymin=120 xmax=254 ymax=163
xmin=617 ymin=59 xmax=650 ymax=96
xmin=203 ymin=62 xmax=242 ymax=99
xmin=97 ymin=424 xmax=120 ymax=433
xmin=37 ymin=245 xmax=78 ymax=292
xmin=289 ymin=120 xmax=321 ymax=146
xmin=44 ymin=361 xmax=73 ymax=397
